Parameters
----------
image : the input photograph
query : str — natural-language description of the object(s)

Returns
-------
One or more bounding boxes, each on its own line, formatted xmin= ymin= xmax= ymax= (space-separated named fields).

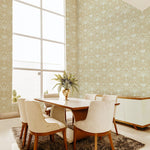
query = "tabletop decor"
xmin=52 ymin=71 xmax=78 ymax=100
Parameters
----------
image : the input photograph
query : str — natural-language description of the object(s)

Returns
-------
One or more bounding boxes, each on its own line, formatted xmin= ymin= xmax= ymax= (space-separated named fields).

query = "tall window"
xmin=13 ymin=0 xmax=65 ymax=99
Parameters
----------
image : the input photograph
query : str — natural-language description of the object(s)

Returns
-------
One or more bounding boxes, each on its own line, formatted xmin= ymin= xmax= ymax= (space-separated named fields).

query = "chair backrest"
xmin=102 ymin=95 xmax=118 ymax=117
xmin=85 ymin=94 xmax=97 ymax=100
xmin=17 ymin=98 xmax=27 ymax=123
xmin=102 ymin=95 xmax=117 ymax=103
xmin=50 ymin=106 xmax=66 ymax=124
xmin=44 ymin=93 xmax=59 ymax=107
xmin=85 ymin=100 xmax=115 ymax=133
xmin=95 ymin=94 xmax=103 ymax=101
xmin=44 ymin=93 xmax=59 ymax=98
xmin=25 ymin=100 xmax=47 ymax=132
xmin=44 ymin=93 xmax=66 ymax=124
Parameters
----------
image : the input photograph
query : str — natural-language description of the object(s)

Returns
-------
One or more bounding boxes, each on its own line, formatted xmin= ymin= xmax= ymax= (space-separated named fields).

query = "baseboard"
xmin=0 ymin=112 xmax=20 ymax=119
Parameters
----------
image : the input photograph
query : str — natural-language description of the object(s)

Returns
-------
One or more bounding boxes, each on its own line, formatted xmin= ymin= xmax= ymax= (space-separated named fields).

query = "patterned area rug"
xmin=12 ymin=126 xmax=144 ymax=150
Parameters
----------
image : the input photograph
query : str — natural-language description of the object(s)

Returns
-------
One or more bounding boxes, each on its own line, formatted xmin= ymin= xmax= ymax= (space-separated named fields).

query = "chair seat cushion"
xmin=74 ymin=119 xmax=111 ymax=133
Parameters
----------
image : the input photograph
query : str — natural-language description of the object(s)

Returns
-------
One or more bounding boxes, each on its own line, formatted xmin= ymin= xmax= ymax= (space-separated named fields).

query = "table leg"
xmin=71 ymin=109 xmax=89 ymax=141
xmin=71 ymin=109 xmax=88 ymax=122
xmin=56 ymin=108 xmax=89 ymax=143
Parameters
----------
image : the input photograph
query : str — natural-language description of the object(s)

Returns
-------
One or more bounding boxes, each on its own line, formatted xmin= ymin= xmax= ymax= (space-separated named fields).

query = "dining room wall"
xmin=0 ymin=0 xmax=78 ymax=114
xmin=66 ymin=0 xmax=78 ymax=74
xmin=0 ymin=0 xmax=18 ymax=115
xmin=76 ymin=0 xmax=150 ymax=98
xmin=0 ymin=0 xmax=149 ymax=114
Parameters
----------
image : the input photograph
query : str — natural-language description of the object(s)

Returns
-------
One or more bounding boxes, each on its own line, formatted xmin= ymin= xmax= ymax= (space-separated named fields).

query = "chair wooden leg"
xmin=95 ymin=134 xmax=97 ymax=150
xmin=113 ymin=117 xmax=118 ymax=135
xmin=22 ymin=123 xmax=28 ymax=147
xmin=108 ymin=132 xmax=114 ymax=150
xmin=65 ymin=109 xmax=67 ymax=124
xmin=72 ymin=116 xmax=74 ymax=125
xmin=34 ymin=135 xmax=38 ymax=150
xmin=73 ymin=126 xmax=77 ymax=150
xmin=27 ymin=133 xmax=32 ymax=150
xmin=20 ymin=123 xmax=25 ymax=139
xmin=50 ymin=134 xmax=55 ymax=142
xmin=62 ymin=129 xmax=68 ymax=150
xmin=45 ymin=109 xmax=50 ymax=116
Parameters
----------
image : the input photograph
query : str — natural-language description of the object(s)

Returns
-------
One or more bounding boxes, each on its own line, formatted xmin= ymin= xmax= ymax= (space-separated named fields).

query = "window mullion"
xmin=40 ymin=0 xmax=43 ymax=98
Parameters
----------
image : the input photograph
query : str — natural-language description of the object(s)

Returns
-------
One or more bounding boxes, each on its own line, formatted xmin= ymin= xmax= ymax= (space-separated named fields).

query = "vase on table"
xmin=63 ymin=89 xmax=70 ymax=101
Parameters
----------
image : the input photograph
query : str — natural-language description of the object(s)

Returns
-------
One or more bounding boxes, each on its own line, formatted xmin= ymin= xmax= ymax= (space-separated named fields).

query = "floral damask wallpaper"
xmin=0 ymin=0 xmax=150 ymax=113
xmin=66 ymin=0 xmax=78 ymax=74
xmin=0 ymin=0 xmax=18 ymax=114
xmin=77 ymin=0 xmax=150 ymax=97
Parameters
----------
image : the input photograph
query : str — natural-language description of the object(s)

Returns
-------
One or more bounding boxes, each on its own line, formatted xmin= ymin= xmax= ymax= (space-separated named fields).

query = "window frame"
xmin=13 ymin=0 xmax=66 ymax=98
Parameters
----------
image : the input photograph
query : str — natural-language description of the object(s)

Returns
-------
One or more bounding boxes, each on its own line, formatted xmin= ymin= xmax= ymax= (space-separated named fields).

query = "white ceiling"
xmin=122 ymin=0 xmax=150 ymax=11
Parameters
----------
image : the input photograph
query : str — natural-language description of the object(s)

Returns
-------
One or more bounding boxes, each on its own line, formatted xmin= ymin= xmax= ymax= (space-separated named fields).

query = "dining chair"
xmin=44 ymin=93 xmax=66 ymax=124
xmin=74 ymin=100 xmax=115 ymax=150
xmin=72 ymin=94 xmax=98 ymax=124
xmin=17 ymin=98 xmax=50 ymax=147
xmin=95 ymin=94 xmax=103 ymax=101
xmin=25 ymin=100 xmax=68 ymax=150
xmin=102 ymin=95 xmax=119 ymax=135
xmin=50 ymin=105 xmax=66 ymax=125
xmin=72 ymin=93 xmax=98 ymax=124
xmin=17 ymin=98 xmax=28 ymax=147
xmin=85 ymin=94 xmax=97 ymax=100
xmin=44 ymin=93 xmax=59 ymax=116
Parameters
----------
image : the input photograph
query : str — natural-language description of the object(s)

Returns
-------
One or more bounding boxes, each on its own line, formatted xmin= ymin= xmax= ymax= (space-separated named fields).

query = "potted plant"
xmin=12 ymin=90 xmax=21 ymax=103
xmin=52 ymin=71 xmax=78 ymax=100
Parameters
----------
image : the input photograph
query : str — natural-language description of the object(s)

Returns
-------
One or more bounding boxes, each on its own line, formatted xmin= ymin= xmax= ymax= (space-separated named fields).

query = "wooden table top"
xmin=34 ymin=97 xmax=93 ymax=110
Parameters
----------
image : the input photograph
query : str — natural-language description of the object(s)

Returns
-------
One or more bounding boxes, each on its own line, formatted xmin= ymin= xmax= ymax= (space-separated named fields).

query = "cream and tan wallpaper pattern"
xmin=66 ymin=0 xmax=78 ymax=74
xmin=66 ymin=0 xmax=79 ymax=97
xmin=0 ymin=0 xmax=18 ymax=113
xmin=77 ymin=0 xmax=150 ymax=98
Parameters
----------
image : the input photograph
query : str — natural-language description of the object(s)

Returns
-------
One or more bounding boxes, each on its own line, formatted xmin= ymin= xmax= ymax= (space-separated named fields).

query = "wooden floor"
xmin=0 ymin=117 xmax=150 ymax=150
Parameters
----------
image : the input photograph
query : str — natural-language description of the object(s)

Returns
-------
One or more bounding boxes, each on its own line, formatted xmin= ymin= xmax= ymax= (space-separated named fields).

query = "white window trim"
xmin=13 ymin=0 xmax=66 ymax=97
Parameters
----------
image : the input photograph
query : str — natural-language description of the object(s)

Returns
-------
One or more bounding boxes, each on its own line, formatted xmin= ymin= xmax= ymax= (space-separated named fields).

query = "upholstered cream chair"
xmin=17 ymin=98 xmax=50 ymax=147
xmin=85 ymin=94 xmax=97 ymax=100
xmin=43 ymin=93 xmax=66 ymax=124
xmin=95 ymin=94 xmax=103 ymax=101
xmin=72 ymin=94 xmax=98 ymax=124
xmin=17 ymin=98 xmax=28 ymax=147
xmin=44 ymin=93 xmax=59 ymax=116
xmin=74 ymin=100 xmax=115 ymax=150
xmin=25 ymin=100 xmax=67 ymax=150
xmin=102 ymin=95 xmax=119 ymax=135
xmin=50 ymin=105 xmax=66 ymax=125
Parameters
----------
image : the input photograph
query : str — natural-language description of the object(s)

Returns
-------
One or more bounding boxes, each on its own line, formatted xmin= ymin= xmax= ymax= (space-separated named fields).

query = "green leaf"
xmin=12 ymin=90 xmax=17 ymax=97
